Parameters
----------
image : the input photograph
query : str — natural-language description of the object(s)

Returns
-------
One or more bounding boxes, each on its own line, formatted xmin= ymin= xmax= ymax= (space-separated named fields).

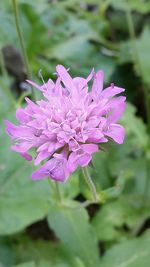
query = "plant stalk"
xmin=126 ymin=6 xmax=150 ymax=135
xmin=12 ymin=0 xmax=35 ymax=99
xmin=126 ymin=5 xmax=150 ymax=204
xmin=82 ymin=166 xmax=98 ymax=203
xmin=54 ymin=181 xmax=62 ymax=203
xmin=0 ymin=48 xmax=8 ymax=77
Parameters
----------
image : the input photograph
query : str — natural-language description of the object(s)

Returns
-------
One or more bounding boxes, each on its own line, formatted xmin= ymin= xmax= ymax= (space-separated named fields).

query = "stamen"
xmin=71 ymin=137 xmax=79 ymax=146
xmin=38 ymin=69 xmax=48 ymax=90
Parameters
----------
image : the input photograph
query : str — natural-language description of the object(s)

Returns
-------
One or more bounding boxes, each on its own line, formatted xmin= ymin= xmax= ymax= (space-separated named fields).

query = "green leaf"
xmin=99 ymin=231 xmax=150 ymax=267
xmin=49 ymin=35 xmax=93 ymax=61
xmin=0 ymin=81 xmax=81 ymax=235
xmin=92 ymin=198 xmax=130 ymax=241
xmin=13 ymin=235 xmax=85 ymax=267
xmin=0 ymin=238 xmax=14 ymax=266
xmin=90 ymin=103 xmax=149 ymax=198
xmin=0 ymin=110 xmax=52 ymax=235
xmin=110 ymin=0 xmax=150 ymax=14
xmin=13 ymin=263 xmax=35 ymax=267
xmin=92 ymin=197 xmax=150 ymax=242
xmin=121 ymin=103 xmax=148 ymax=149
xmin=0 ymin=10 xmax=17 ymax=47
xmin=92 ymin=151 xmax=111 ymax=190
xmin=0 ymin=159 xmax=51 ymax=235
xmin=135 ymin=26 xmax=150 ymax=87
xmin=0 ymin=96 xmax=80 ymax=235
xmin=60 ymin=170 xmax=80 ymax=200
xmin=119 ymin=26 xmax=150 ymax=87
xmin=47 ymin=201 xmax=100 ymax=267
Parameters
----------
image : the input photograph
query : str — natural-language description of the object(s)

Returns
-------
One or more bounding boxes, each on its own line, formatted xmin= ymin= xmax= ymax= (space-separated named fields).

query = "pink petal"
xmin=67 ymin=152 xmax=79 ymax=173
xmin=107 ymin=101 xmax=126 ymax=124
xmin=11 ymin=143 xmax=33 ymax=153
xmin=31 ymin=159 xmax=55 ymax=180
xmin=16 ymin=108 xmax=30 ymax=123
xmin=54 ymin=77 xmax=63 ymax=96
xmin=73 ymin=68 xmax=94 ymax=90
xmin=4 ymin=120 xmax=17 ymax=138
xmin=105 ymin=123 xmax=125 ymax=144
xmin=42 ymin=79 xmax=55 ymax=91
xmin=56 ymin=65 xmax=74 ymax=90
xmin=81 ymin=144 xmax=99 ymax=154
xmin=73 ymin=77 xmax=87 ymax=89
xmin=27 ymin=79 xmax=54 ymax=92
xmin=50 ymin=160 xmax=69 ymax=182
xmin=26 ymin=80 xmax=42 ymax=91
xmin=25 ymin=97 xmax=40 ymax=113
xmin=67 ymin=145 xmax=96 ymax=172
xmin=32 ymin=158 xmax=69 ymax=182
xmin=101 ymin=85 xmax=125 ymax=98
xmin=92 ymin=70 xmax=104 ymax=99
xmin=78 ymin=153 xmax=92 ymax=167
xmin=5 ymin=120 xmax=33 ymax=139
xmin=20 ymin=152 xmax=32 ymax=161
xmin=34 ymin=150 xmax=52 ymax=165
xmin=87 ymin=129 xmax=104 ymax=143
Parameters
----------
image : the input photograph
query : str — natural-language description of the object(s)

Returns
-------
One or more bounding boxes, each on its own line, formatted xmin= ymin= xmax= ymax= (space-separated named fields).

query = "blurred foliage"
xmin=99 ymin=230 xmax=150 ymax=267
xmin=0 ymin=0 xmax=150 ymax=267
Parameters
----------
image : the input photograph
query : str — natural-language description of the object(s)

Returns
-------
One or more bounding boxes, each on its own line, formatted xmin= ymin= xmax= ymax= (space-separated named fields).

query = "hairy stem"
xmin=126 ymin=6 xmax=150 ymax=134
xmin=126 ymin=5 xmax=150 ymax=204
xmin=12 ymin=0 xmax=35 ymax=99
xmin=0 ymin=48 xmax=8 ymax=77
xmin=54 ymin=181 xmax=62 ymax=203
xmin=82 ymin=166 xmax=98 ymax=203
xmin=47 ymin=178 xmax=62 ymax=203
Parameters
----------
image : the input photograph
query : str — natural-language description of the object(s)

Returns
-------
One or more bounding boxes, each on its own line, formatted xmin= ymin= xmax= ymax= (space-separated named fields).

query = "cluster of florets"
xmin=5 ymin=65 xmax=126 ymax=182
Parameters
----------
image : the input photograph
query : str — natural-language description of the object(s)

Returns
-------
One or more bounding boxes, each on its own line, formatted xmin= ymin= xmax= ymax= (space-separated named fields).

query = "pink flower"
xmin=5 ymin=65 xmax=126 ymax=182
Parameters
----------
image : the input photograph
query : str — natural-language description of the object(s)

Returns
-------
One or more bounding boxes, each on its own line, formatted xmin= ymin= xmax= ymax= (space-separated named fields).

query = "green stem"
xmin=142 ymin=156 xmax=150 ymax=206
xmin=47 ymin=178 xmax=62 ymax=204
xmin=16 ymin=91 xmax=30 ymax=107
xmin=126 ymin=5 xmax=150 ymax=205
xmin=82 ymin=166 xmax=98 ymax=203
xmin=126 ymin=6 xmax=150 ymax=135
xmin=54 ymin=181 xmax=62 ymax=203
xmin=0 ymin=48 xmax=8 ymax=77
xmin=12 ymin=0 xmax=35 ymax=99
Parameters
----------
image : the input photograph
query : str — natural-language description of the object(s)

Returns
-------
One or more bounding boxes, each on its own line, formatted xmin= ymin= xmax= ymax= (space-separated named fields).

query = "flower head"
xmin=5 ymin=65 xmax=126 ymax=182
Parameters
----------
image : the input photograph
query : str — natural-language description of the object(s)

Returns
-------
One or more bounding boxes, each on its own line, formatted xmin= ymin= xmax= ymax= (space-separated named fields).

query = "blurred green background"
xmin=0 ymin=1 xmax=150 ymax=267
